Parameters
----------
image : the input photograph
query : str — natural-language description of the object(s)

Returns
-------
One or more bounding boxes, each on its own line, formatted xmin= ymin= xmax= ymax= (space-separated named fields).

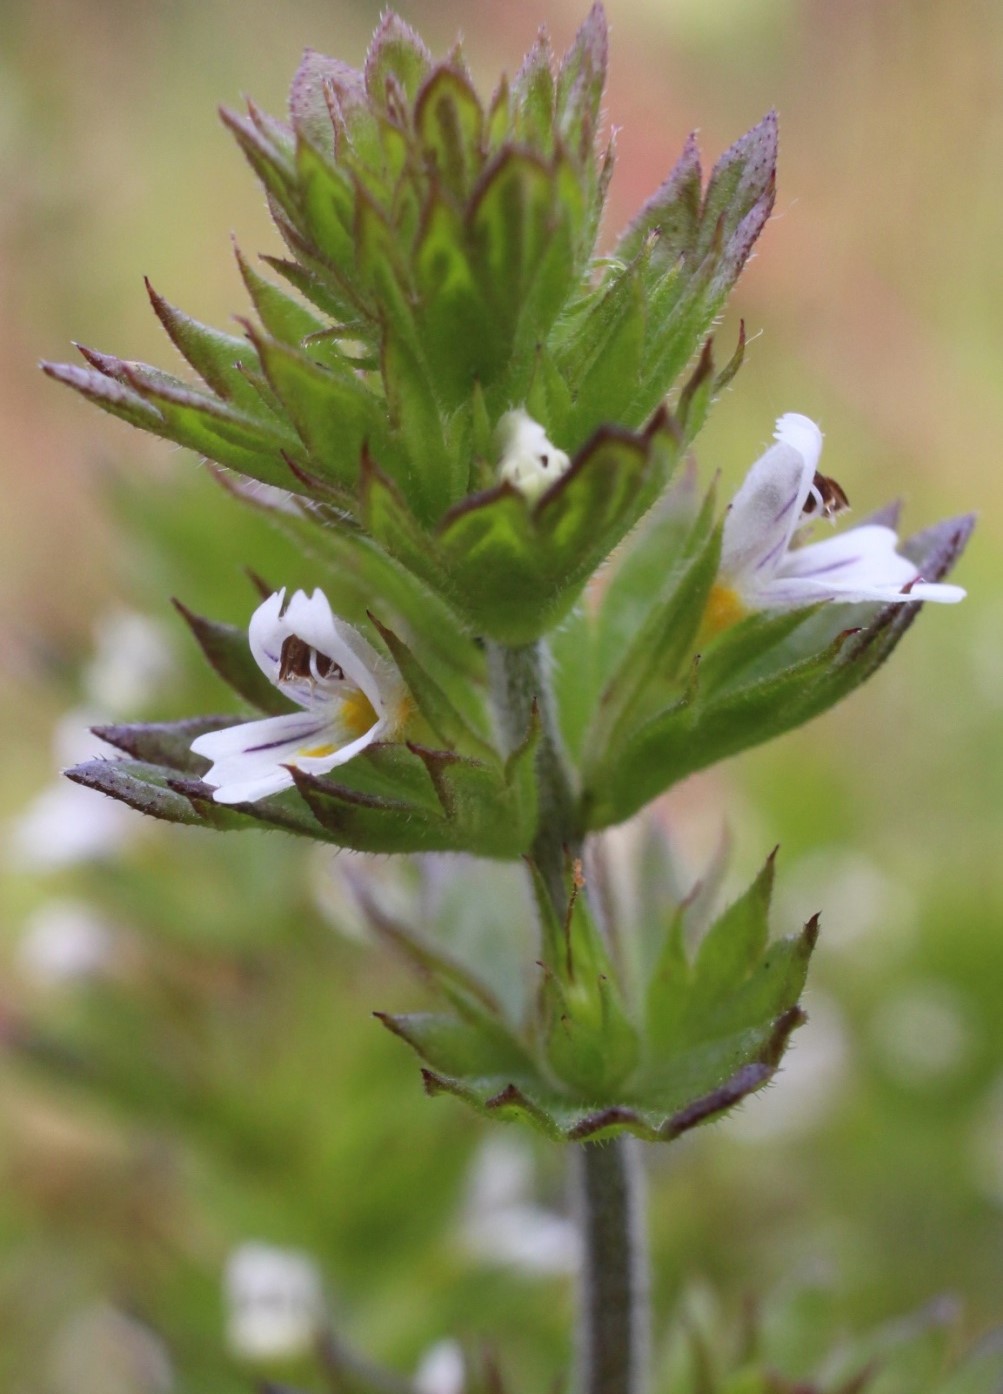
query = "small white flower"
xmin=414 ymin=1339 xmax=466 ymax=1394
xmin=7 ymin=712 xmax=141 ymax=869
xmin=84 ymin=608 xmax=176 ymax=714
xmin=191 ymin=589 xmax=407 ymax=805
xmin=17 ymin=900 xmax=116 ymax=987
xmin=707 ymin=412 xmax=965 ymax=629
xmin=224 ymin=1242 xmax=324 ymax=1362
xmin=460 ymin=1137 xmax=580 ymax=1276
xmin=496 ymin=408 xmax=571 ymax=501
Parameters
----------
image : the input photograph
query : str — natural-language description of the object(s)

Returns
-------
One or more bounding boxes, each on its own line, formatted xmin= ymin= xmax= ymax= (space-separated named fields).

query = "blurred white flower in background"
xmin=83 ymin=608 xmax=176 ymax=714
xmin=224 ymin=1241 xmax=325 ymax=1361
xmin=414 ymin=1339 xmax=466 ymax=1394
xmin=7 ymin=711 xmax=142 ymax=870
xmin=16 ymin=899 xmax=116 ymax=987
xmin=7 ymin=608 xmax=174 ymax=871
xmin=460 ymin=1136 xmax=579 ymax=1275
xmin=871 ymin=982 xmax=975 ymax=1088
xmin=775 ymin=847 xmax=917 ymax=964
xmin=45 ymin=1303 xmax=173 ymax=1394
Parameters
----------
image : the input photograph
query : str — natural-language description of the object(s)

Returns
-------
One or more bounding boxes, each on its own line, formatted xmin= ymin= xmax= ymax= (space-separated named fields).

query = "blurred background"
xmin=2 ymin=0 xmax=1002 ymax=1389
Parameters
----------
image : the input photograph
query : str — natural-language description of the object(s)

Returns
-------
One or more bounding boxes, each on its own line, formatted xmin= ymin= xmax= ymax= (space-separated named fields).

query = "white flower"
xmin=191 ymin=589 xmax=407 ymax=805
xmin=7 ymin=712 xmax=142 ymax=869
xmin=496 ymin=408 xmax=571 ymax=501
xmin=414 ymin=1340 xmax=466 ymax=1394
xmin=224 ymin=1242 xmax=324 ymax=1362
xmin=17 ymin=900 xmax=116 ymax=987
xmin=708 ymin=412 xmax=966 ymax=628
xmin=84 ymin=608 xmax=176 ymax=714
xmin=460 ymin=1137 xmax=580 ymax=1276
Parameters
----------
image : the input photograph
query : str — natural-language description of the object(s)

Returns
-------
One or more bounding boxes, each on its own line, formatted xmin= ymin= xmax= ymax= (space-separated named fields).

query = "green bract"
xmin=372 ymin=849 xmax=814 ymax=1143
xmin=44 ymin=5 xmax=776 ymax=644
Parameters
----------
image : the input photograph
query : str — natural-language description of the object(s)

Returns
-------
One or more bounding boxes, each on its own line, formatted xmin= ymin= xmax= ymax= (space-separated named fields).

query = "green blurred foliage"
xmin=2 ymin=0 xmax=1002 ymax=1388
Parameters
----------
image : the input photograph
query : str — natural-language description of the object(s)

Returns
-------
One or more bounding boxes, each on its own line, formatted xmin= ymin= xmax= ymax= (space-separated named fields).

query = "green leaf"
xmin=367 ymin=615 xmax=494 ymax=757
xmin=436 ymin=413 xmax=679 ymax=644
xmin=588 ymin=512 xmax=721 ymax=753
xmin=413 ymin=190 xmax=498 ymax=406
xmin=583 ymin=638 xmax=841 ymax=829
xmin=144 ymin=279 xmax=269 ymax=419
xmin=687 ymin=852 xmax=776 ymax=1027
xmin=64 ymin=757 xmax=227 ymax=830
xmin=510 ymin=30 xmax=555 ymax=155
xmin=364 ymin=11 xmax=433 ymax=108
xmin=592 ymin=464 xmax=705 ymax=690
xmin=467 ymin=149 xmax=580 ymax=384
xmin=556 ymin=3 xmax=608 ymax=164
xmin=290 ymin=720 xmax=538 ymax=858
xmin=291 ymin=767 xmax=451 ymax=853
xmin=376 ymin=1010 xmax=531 ymax=1081
xmin=172 ymin=599 xmax=296 ymax=715
xmin=288 ymin=49 xmax=360 ymax=154
xmin=697 ymin=110 xmax=778 ymax=268
xmin=380 ymin=325 xmax=459 ymax=518
xmin=236 ymin=244 xmax=327 ymax=350
xmin=296 ymin=137 xmax=359 ymax=281
xmin=92 ymin=716 xmax=235 ymax=774
xmin=250 ymin=328 xmax=386 ymax=490
xmin=555 ymin=252 xmax=648 ymax=440
xmin=358 ymin=454 xmax=452 ymax=595
xmin=220 ymin=105 xmax=299 ymax=223
xmin=615 ymin=131 xmax=702 ymax=267
xmin=549 ymin=601 xmax=599 ymax=767
xmin=414 ymin=65 xmax=485 ymax=196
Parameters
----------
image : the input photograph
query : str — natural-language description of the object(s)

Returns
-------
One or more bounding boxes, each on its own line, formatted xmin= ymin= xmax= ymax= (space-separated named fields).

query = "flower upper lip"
xmin=718 ymin=413 xmax=966 ymax=611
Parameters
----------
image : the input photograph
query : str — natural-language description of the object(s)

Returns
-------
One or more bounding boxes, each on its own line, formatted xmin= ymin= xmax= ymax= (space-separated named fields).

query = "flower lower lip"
xmin=244 ymin=727 xmax=324 ymax=754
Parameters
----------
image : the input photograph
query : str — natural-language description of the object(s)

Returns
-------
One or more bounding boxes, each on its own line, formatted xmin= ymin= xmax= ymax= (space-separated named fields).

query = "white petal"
xmin=774 ymin=412 xmax=824 ymax=469
xmin=496 ymin=408 xmax=570 ymax=501
xmin=248 ymin=588 xmax=392 ymax=717
xmin=191 ymin=705 xmax=386 ymax=804
xmin=247 ymin=589 xmax=288 ymax=683
xmin=721 ymin=414 xmax=823 ymax=582
xmin=205 ymin=767 xmax=297 ymax=805
xmin=771 ymin=523 xmax=964 ymax=604
xmin=191 ymin=711 xmax=325 ymax=762
xmin=778 ymin=524 xmax=917 ymax=586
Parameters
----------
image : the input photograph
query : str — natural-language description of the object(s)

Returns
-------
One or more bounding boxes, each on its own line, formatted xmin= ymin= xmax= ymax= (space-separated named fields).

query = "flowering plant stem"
xmin=487 ymin=639 xmax=649 ymax=1394
xmin=575 ymin=1137 xmax=649 ymax=1394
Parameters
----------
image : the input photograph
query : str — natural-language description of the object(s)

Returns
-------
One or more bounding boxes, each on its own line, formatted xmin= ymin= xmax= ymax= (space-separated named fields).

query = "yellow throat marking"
xmin=299 ymin=689 xmax=378 ymax=758
xmin=701 ymin=583 xmax=748 ymax=640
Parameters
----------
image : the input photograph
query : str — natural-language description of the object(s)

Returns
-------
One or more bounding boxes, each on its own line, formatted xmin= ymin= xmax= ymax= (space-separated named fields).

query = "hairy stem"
xmin=485 ymin=639 xmax=578 ymax=900
xmin=574 ymin=1137 xmax=649 ymax=1394
xmin=487 ymin=639 xmax=649 ymax=1394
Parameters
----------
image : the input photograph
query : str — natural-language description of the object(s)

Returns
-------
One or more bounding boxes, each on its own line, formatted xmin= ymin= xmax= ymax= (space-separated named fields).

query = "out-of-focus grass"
xmin=2 ymin=0 xmax=1002 ymax=1384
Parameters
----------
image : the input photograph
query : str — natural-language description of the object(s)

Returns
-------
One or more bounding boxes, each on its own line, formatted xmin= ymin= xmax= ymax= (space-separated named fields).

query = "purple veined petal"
xmin=721 ymin=414 xmax=823 ymax=583
xmin=248 ymin=588 xmax=288 ymax=684
xmin=191 ymin=709 xmax=325 ymax=762
xmin=193 ymin=712 xmax=332 ymax=800
xmin=256 ymin=589 xmax=389 ymax=714
xmin=190 ymin=696 xmax=389 ymax=804
xmin=750 ymin=573 xmax=965 ymax=609
xmin=779 ymin=524 xmax=917 ymax=587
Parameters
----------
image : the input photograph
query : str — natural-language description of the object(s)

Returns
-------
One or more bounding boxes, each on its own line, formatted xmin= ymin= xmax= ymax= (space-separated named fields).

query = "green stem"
xmin=574 ymin=1138 xmax=649 ymax=1394
xmin=485 ymin=639 xmax=578 ymax=901
xmin=486 ymin=639 xmax=648 ymax=1394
